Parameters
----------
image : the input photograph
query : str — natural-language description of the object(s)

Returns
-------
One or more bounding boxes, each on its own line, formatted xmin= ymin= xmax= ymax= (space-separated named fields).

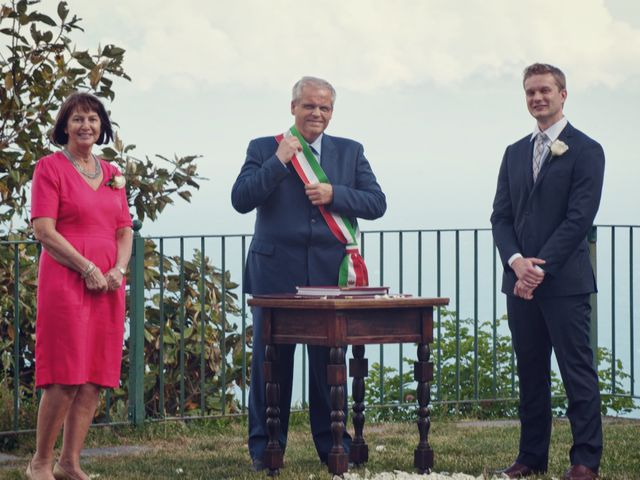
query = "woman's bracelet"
xmin=81 ymin=261 xmax=96 ymax=278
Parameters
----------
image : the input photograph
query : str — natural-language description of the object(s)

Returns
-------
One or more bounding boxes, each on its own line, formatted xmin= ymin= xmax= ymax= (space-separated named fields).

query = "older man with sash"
xmin=232 ymin=76 xmax=386 ymax=470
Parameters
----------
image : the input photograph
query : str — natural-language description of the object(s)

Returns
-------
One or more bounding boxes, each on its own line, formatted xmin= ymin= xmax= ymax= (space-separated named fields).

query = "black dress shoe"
xmin=495 ymin=462 xmax=541 ymax=478
xmin=251 ymin=458 xmax=266 ymax=472
xmin=562 ymin=464 xmax=598 ymax=480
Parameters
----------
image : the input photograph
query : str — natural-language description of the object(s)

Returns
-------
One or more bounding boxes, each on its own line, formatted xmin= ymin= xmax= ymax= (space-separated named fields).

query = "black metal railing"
xmin=1 ymin=225 xmax=637 ymax=435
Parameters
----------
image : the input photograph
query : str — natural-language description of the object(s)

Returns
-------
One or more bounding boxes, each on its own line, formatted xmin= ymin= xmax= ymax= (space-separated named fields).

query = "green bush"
xmin=119 ymin=242 xmax=247 ymax=419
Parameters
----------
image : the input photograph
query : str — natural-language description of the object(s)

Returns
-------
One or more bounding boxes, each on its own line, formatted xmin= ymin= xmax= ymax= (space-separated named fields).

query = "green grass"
xmin=1 ymin=414 xmax=639 ymax=479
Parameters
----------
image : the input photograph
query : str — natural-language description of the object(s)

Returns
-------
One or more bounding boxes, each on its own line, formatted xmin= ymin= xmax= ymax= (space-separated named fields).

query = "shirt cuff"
xmin=507 ymin=253 xmax=523 ymax=267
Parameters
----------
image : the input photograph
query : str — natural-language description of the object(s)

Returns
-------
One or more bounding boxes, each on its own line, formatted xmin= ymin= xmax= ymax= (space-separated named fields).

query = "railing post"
xmin=13 ymin=244 xmax=21 ymax=432
xmin=128 ymin=220 xmax=145 ymax=426
xmin=588 ymin=226 xmax=598 ymax=369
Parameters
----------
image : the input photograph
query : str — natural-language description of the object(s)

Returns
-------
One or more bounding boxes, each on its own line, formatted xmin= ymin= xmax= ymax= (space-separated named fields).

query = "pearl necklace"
xmin=63 ymin=149 xmax=102 ymax=180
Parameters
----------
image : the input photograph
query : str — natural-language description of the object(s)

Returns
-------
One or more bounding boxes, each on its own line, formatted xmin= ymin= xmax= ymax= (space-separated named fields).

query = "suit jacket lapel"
xmin=320 ymin=134 xmax=338 ymax=182
xmin=525 ymin=138 xmax=535 ymax=189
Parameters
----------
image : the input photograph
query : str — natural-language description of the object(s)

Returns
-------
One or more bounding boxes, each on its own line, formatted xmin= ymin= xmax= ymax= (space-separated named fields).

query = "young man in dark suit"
xmin=491 ymin=63 xmax=605 ymax=480
xmin=232 ymin=76 xmax=386 ymax=471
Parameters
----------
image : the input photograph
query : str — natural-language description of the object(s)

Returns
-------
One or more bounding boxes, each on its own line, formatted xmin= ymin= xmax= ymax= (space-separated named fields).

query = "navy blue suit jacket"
xmin=491 ymin=123 xmax=605 ymax=297
xmin=232 ymin=134 xmax=386 ymax=294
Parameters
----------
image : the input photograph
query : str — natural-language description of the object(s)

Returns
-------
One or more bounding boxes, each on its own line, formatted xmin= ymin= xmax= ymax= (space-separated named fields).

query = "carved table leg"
xmin=327 ymin=346 xmax=349 ymax=475
xmin=349 ymin=344 xmax=369 ymax=465
xmin=414 ymin=342 xmax=434 ymax=474
xmin=264 ymin=343 xmax=283 ymax=476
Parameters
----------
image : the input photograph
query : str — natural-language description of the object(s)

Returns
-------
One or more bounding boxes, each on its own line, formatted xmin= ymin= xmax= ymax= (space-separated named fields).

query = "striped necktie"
xmin=532 ymin=133 xmax=548 ymax=182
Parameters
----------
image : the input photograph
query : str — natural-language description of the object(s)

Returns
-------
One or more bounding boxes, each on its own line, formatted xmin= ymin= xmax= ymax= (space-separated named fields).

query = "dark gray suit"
xmin=491 ymin=122 xmax=605 ymax=472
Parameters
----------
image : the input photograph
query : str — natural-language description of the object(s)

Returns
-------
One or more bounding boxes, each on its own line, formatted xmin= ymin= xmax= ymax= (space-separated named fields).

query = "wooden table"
xmin=247 ymin=296 xmax=449 ymax=476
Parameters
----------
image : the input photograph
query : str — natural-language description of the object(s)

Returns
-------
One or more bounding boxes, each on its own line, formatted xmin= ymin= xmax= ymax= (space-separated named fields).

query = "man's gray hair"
xmin=292 ymin=76 xmax=336 ymax=105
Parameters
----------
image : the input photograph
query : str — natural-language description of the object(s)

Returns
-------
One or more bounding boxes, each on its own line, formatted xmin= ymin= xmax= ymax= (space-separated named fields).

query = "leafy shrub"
xmin=365 ymin=308 xmax=637 ymax=421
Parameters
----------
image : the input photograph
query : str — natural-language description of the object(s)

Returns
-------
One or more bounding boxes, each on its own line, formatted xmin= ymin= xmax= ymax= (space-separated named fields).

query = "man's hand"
xmin=511 ymin=257 xmax=546 ymax=289
xmin=513 ymin=279 xmax=535 ymax=300
xmin=305 ymin=183 xmax=333 ymax=206
xmin=275 ymin=136 xmax=302 ymax=164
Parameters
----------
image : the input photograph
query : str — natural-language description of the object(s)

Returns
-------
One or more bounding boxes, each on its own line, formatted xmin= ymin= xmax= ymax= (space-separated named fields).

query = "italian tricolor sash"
xmin=275 ymin=126 xmax=368 ymax=287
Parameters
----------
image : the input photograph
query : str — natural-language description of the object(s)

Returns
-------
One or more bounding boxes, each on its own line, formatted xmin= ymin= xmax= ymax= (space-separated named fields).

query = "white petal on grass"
xmin=343 ymin=471 xmax=509 ymax=479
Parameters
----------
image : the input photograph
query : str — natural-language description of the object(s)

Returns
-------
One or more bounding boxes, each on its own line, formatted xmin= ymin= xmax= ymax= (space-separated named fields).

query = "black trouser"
xmin=248 ymin=307 xmax=351 ymax=463
xmin=507 ymin=294 xmax=602 ymax=472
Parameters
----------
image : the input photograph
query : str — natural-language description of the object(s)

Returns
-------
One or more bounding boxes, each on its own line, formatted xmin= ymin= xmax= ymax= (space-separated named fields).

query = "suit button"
xmin=311 ymin=219 xmax=316 ymax=223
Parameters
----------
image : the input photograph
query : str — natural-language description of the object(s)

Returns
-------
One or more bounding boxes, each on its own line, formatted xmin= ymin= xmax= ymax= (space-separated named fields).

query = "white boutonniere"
xmin=550 ymin=139 xmax=569 ymax=157
xmin=106 ymin=173 xmax=126 ymax=189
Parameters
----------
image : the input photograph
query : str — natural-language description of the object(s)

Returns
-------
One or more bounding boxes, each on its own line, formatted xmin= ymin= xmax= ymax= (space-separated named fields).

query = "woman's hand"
xmin=104 ymin=268 xmax=125 ymax=291
xmin=84 ymin=267 xmax=108 ymax=291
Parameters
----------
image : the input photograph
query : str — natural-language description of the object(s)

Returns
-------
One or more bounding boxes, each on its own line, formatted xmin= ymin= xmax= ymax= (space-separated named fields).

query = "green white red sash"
xmin=275 ymin=126 xmax=368 ymax=287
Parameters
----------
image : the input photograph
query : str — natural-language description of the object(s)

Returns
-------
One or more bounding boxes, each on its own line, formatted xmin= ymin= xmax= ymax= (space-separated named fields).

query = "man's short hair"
xmin=292 ymin=76 xmax=336 ymax=105
xmin=522 ymin=63 xmax=566 ymax=91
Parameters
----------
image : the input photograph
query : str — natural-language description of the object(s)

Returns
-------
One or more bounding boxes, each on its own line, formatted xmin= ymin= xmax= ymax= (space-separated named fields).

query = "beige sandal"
xmin=25 ymin=460 xmax=34 ymax=479
xmin=52 ymin=462 xmax=83 ymax=480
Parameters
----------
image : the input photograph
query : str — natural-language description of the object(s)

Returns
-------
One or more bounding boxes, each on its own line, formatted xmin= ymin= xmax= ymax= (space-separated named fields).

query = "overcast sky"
xmin=60 ymin=0 xmax=640 ymax=236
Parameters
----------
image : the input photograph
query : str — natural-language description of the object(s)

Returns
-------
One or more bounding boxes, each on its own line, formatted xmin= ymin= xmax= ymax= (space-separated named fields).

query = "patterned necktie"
xmin=309 ymin=145 xmax=320 ymax=164
xmin=532 ymin=133 xmax=548 ymax=182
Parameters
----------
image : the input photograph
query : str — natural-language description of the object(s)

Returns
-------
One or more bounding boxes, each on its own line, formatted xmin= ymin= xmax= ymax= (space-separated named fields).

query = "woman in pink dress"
xmin=27 ymin=93 xmax=132 ymax=480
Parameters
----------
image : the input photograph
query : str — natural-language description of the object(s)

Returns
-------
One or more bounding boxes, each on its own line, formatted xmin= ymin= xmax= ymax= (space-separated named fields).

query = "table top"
xmin=248 ymin=295 xmax=450 ymax=310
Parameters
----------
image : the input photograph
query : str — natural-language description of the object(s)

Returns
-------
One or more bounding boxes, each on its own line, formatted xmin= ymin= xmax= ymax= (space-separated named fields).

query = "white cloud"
xmin=77 ymin=0 xmax=640 ymax=93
